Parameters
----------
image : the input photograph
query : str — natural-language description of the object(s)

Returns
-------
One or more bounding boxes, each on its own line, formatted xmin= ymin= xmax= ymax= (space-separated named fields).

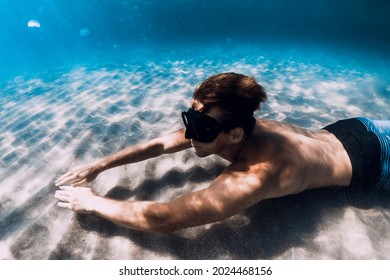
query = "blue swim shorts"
xmin=323 ymin=117 xmax=390 ymax=189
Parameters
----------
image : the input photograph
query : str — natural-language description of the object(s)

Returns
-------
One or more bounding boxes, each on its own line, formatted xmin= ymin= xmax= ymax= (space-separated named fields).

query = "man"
xmin=54 ymin=73 xmax=390 ymax=233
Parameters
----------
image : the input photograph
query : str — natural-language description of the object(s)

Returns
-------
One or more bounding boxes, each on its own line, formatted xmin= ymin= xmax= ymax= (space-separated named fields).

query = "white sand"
xmin=1 ymin=47 xmax=389 ymax=259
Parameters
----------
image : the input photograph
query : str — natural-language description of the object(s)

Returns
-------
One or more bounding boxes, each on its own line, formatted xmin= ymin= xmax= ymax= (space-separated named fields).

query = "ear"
xmin=229 ymin=127 xmax=245 ymax=144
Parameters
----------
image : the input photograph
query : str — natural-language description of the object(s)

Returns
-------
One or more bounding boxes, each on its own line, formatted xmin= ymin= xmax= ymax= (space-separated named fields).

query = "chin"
xmin=193 ymin=147 xmax=212 ymax=158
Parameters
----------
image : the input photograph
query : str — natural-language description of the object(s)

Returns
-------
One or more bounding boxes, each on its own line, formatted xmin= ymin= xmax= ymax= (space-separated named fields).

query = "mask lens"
xmin=181 ymin=112 xmax=197 ymax=140
xmin=181 ymin=108 xmax=221 ymax=143
xmin=181 ymin=112 xmax=189 ymax=128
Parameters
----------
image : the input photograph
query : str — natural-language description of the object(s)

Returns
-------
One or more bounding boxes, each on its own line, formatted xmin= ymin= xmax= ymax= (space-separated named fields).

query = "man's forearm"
xmin=90 ymin=196 xmax=172 ymax=233
xmin=96 ymin=129 xmax=190 ymax=172
xmin=56 ymin=186 xmax=174 ymax=233
xmin=96 ymin=139 xmax=165 ymax=172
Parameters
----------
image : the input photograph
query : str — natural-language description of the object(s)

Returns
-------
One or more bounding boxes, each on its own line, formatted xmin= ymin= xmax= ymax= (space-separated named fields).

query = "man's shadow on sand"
xmin=59 ymin=165 xmax=390 ymax=259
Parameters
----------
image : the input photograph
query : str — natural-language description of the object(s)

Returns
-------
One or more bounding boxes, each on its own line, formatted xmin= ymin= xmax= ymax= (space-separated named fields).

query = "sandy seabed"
xmin=1 ymin=47 xmax=390 ymax=259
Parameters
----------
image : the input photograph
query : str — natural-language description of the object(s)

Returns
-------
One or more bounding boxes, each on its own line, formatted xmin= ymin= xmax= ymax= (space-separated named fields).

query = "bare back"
xmin=236 ymin=119 xmax=353 ymax=199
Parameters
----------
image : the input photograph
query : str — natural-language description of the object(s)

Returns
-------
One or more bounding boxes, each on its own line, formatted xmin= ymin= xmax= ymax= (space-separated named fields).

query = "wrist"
xmin=88 ymin=195 xmax=101 ymax=213
xmin=94 ymin=158 xmax=109 ymax=172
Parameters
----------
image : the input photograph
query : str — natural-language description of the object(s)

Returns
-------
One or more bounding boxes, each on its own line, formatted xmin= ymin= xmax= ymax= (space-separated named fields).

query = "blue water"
xmin=0 ymin=0 xmax=390 ymax=81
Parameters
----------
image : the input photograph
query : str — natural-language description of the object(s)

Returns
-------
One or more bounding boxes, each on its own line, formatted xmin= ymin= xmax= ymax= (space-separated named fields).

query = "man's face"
xmin=182 ymin=100 xmax=229 ymax=157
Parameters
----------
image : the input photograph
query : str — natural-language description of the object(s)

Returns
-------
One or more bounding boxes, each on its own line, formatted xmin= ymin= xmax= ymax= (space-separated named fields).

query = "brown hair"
xmin=193 ymin=72 xmax=267 ymax=134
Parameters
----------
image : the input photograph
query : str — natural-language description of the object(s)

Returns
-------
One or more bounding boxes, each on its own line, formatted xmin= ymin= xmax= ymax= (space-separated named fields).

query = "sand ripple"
xmin=1 ymin=47 xmax=389 ymax=259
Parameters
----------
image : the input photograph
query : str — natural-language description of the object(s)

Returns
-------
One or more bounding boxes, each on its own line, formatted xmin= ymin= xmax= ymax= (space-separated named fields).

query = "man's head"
xmin=182 ymin=73 xmax=267 ymax=157
xmin=183 ymin=72 xmax=267 ymax=139
xmin=192 ymin=72 xmax=267 ymax=116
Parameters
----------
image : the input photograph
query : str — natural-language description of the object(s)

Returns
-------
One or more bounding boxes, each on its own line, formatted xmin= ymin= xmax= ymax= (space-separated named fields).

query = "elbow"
xmin=153 ymin=225 xmax=177 ymax=234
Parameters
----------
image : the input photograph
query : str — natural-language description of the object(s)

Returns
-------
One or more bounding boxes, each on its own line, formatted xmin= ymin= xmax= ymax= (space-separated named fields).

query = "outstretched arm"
xmin=55 ymin=128 xmax=191 ymax=186
xmin=55 ymin=164 xmax=267 ymax=233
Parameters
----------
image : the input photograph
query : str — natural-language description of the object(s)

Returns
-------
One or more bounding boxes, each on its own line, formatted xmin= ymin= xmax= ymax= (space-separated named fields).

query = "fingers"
xmin=55 ymin=184 xmax=94 ymax=213
xmin=55 ymin=187 xmax=72 ymax=201
xmin=55 ymin=169 xmax=76 ymax=183
xmin=54 ymin=191 xmax=68 ymax=199
xmin=55 ymin=163 xmax=100 ymax=187
xmin=55 ymin=173 xmax=71 ymax=186
xmin=55 ymin=185 xmax=91 ymax=199
xmin=55 ymin=171 xmax=87 ymax=187
xmin=55 ymin=186 xmax=78 ymax=210
xmin=57 ymin=202 xmax=72 ymax=209
xmin=59 ymin=185 xmax=75 ymax=190
xmin=72 ymin=179 xmax=88 ymax=187
xmin=55 ymin=172 xmax=79 ymax=186
xmin=55 ymin=188 xmax=72 ymax=210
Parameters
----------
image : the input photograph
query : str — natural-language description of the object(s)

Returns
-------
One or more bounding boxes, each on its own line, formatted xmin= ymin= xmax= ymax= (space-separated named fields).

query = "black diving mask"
xmin=181 ymin=108 xmax=222 ymax=143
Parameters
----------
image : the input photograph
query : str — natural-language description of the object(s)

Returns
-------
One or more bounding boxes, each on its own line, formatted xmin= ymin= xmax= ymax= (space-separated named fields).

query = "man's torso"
xmin=233 ymin=119 xmax=353 ymax=200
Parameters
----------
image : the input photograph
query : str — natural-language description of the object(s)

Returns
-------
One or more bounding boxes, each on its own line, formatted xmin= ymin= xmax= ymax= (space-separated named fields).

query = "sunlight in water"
xmin=0 ymin=47 xmax=389 ymax=259
xmin=27 ymin=20 xmax=41 ymax=28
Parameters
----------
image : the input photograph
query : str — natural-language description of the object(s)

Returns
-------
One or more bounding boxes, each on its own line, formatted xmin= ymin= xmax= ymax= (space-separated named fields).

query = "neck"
xmin=216 ymin=136 xmax=249 ymax=162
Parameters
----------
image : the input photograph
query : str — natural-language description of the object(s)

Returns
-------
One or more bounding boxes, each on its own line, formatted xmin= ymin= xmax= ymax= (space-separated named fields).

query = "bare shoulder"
xmin=220 ymin=150 xmax=280 ymax=198
xmin=227 ymin=153 xmax=286 ymax=200
xmin=198 ymin=163 xmax=269 ymax=215
xmin=233 ymin=120 xmax=312 ymax=196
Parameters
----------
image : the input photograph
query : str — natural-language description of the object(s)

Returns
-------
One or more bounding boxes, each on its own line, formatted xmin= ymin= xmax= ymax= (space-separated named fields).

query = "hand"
xmin=55 ymin=185 xmax=96 ymax=212
xmin=55 ymin=162 xmax=102 ymax=187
